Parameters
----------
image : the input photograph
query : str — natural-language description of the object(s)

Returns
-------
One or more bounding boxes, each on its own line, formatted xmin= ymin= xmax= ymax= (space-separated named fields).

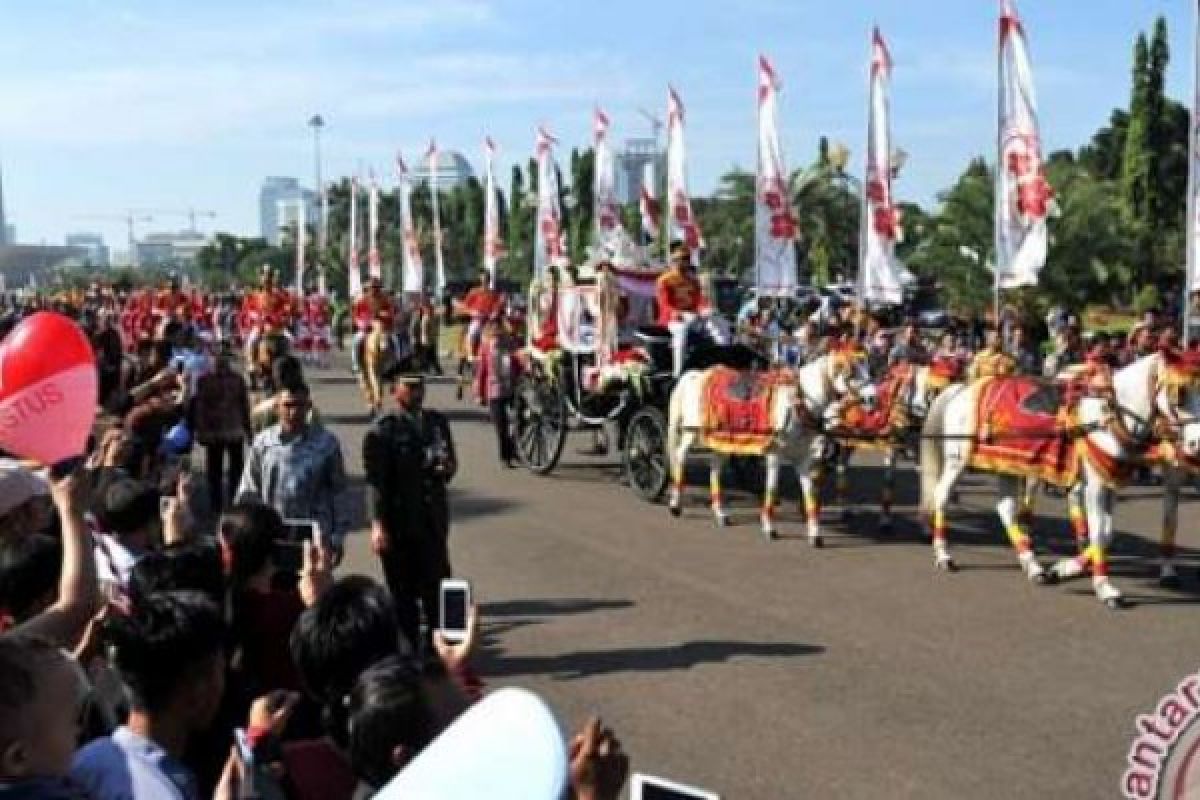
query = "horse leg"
xmin=1160 ymin=466 xmax=1182 ymax=589
xmin=929 ymin=452 xmax=964 ymax=572
xmin=879 ymin=449 xmax=895 ymax=532
xmin=1085 ymin=480 xmax=1125 ymax=609
xmin=709 ymin=454 xmax=730 ymax=528
xmin=798 ymin=450 xmax=824 ymax=548
xmin=835 ymin=451 xmax=852 ymax=522
xmin=995 ymin=475 xmax=1048 ymax=585
xmin=668 ymin=433 xmax=692 ymax=518
xmin=760 ymin=453 xmax=779 ymax=540
xmin=1018 ymin=477 xmax=1036 ymax=529
xmin=1049 ymin=482 xmax=1091 ymax=582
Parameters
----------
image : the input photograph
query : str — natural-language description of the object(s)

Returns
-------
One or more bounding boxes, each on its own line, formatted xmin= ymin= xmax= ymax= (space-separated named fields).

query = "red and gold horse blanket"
xmin=969 ymin=377 xmax=1081 ymax=487
xmin=700 ymin=368 xmax=787 ymax=455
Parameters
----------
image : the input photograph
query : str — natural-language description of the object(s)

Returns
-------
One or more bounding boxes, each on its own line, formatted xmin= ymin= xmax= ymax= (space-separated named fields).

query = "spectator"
xmin=192 ymin=343 xmax=252 ymax=515
xmin=0 ymin=635 xmax=92 ymax=799
xmin=91 ymin=478 xmax=164 ymax=600
xmin=474 ymin=319 xmax=520 ymax=467
xmin=887 ymin=322 xmax=928 ymax=367
xmin=1011 ymin=327 xmax=1039 ymax=375
xmin=237 ymin=382 xmax=350 ymax=559
xmin=71 ymin=591 xmax=227 ymax=800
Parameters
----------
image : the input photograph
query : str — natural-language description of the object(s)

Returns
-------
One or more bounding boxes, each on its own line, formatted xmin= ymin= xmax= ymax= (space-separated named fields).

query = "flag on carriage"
xmin=483 ymin=137 xmax=504 ymax=284
xmin=348 ymin=175 xmax=363 ymax=299
xmin=858 ymin=30 xmax=910 ymax=306
xmin=534 ymin=125 xmax=564 ymax=281
xmin=427 ymin=139 xmax=447 ymax=297
xmin=755 ymin=55 xmax=799 ymax=297
xmin=396 ymin=153 xmax=424 ymax=295
xmin=367 ymin=170 xmax=382 ymax=283
xmin=666 ymin=86 xmax=702 ymax=264
xmin=593 ymin=107 xmax=625 ymax=255
xmin=995 ymin=0 xmax=1053 ymax=290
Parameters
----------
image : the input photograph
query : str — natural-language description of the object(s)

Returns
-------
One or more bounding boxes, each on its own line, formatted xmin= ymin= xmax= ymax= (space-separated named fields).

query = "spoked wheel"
xmin=623 ymin=406 xmax=669 ymax=502
xmin=513 ymin=374 xmax=568 ymax=475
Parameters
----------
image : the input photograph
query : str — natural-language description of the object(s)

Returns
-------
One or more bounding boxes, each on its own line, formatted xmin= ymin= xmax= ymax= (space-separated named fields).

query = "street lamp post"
xmin=308 ymin=114 xmax=325 ymax=251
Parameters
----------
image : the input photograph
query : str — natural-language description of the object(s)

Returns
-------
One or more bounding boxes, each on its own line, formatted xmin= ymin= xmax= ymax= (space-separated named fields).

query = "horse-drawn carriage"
xmin=512 ymin=264 xmax=765 ymax=500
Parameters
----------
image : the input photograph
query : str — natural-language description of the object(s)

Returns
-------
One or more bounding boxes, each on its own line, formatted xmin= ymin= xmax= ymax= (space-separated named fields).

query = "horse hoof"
xmin=1104 ymin=596 xmax=1127 ymax=611
xmin=762 ymin=529 xmax=777 ymax=541
xmin=715 ymin=515 xmax=730 ymax=528
xmin=668 ymin=506 xmax=682 ymax=518
xmin=809 ymin=535 xmax=824 ymax=549
xmin=1029 ymin=571 xmax=1053 ymax=587
xmin=936 ymin=558 xmax=958 ymax=573
xmin=1159 ymin=573 xmax=1182 ymax=591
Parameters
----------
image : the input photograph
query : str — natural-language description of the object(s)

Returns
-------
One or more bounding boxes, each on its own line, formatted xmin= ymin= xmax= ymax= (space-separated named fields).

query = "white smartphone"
xmin=233 ymin=727 xmax=253 ymax=767
xmin=438 ymin=578 xmax=471 ymax=643
xmin=631 ymin=774 xmax=721 ymax=800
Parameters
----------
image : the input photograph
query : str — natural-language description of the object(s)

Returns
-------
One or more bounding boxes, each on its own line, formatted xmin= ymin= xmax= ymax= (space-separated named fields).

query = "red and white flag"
xmin=534 ymin=125 xmax=564 ymax=279
xmin=858 ymin=31 xmax=909 ymax=305
xmin=427 ymin=139 xmax=446 ymax=296
xmin=396 ymin=153 xmax=424 ymax=294
xmin=639 ymin=162 xmax=661 ymax=245
xmin=996 ymin=0 xmax=1053 ymax=289
xmin=348 ymin=176 xmax=362 ymax=299
xmin=666 ymin=86 xmax=702 ymax=262
xmin=367 ymin=171 xmax=382 ymax=282
xmin=754 ymin=55 xmax=798 ymax=296
xmin=1187 ymin=0 xmax=1200 ymax=299
xmin=483 ymin=137 xmax=504 ymax=283
xmin=318 ymin=183 xmax=329 ymax=296
xmin=295 ymin=195 xmax=307 ymax=295
xmin=593 ymin=108 xmax=624 ymax=253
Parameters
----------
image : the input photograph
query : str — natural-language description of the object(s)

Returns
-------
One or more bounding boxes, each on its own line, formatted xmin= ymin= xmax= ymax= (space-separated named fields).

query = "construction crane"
xmin=132 ymin=208 xmax=217 ymax=233
xmin=636 ymin=107 xmax=664 ymax=146
xmin=72 ymin=212 xmax=154 ymax=267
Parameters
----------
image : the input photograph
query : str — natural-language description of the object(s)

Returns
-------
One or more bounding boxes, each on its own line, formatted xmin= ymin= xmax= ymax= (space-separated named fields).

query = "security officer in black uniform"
xmin=363 ymin=356 xmax=457 ymax=650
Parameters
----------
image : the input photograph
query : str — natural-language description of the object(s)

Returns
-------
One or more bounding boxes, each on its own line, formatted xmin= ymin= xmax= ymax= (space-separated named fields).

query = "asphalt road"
xmin=311 ymin=360 xmax=1200 ymax=799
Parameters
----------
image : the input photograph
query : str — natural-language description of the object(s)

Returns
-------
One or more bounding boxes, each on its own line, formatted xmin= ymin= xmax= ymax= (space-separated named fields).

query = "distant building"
xmin=65 ymin=233 xmax=109 ymax=267
xmin=3 ymin=225 xmax=13 ymax=246
xmin=275 ymin=196 xmax=318 ymax=242
xmin=615 ymin=138 xmax=665 ymax=205
xmin=413 ymin=150 xmax=475 ymax=190
xmin=0 ymin=245 xmax=87 ymax=287
xmin=136 ymin=231 xmax=210 ymax=268
xmin=259 ymin=177 xmax=316 ymax=246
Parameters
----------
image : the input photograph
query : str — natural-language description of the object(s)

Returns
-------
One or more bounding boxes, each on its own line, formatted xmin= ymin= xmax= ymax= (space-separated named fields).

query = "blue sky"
xmin=0 ymin=0 xmax=1191 ymax=252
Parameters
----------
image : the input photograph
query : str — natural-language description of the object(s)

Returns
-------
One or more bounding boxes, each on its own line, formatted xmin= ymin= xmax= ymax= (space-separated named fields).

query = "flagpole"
xmin=994 ymin=6 xmax=1004 ymax=329
xmin=1186 ymin=0 xmax=1199 ymax=344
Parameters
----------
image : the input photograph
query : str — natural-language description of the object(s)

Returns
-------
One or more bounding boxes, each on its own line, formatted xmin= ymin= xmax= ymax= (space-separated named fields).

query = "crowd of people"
xmin=0 ymin=282 xmax=632 ymax=799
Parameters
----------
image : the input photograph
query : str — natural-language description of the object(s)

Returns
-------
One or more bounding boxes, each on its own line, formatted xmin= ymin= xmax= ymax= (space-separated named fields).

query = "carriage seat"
xmin=635 ymin=326 xmax=672 ymax=374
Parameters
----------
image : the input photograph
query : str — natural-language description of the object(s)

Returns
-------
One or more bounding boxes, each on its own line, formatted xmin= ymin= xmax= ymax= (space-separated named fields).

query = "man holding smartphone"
xmin=362 ymin=356 xmax=457 ymax=650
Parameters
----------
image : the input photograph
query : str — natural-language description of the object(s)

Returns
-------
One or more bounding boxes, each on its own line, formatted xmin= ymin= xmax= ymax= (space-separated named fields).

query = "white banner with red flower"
xmin=534 ymin=125 xmax=564 ymax=281
xmin=593 ymin=108 xmax=624 ymax=255
xmin=755 ymin=56 xmax=798 ymax=296
xmin=483 ymin=137 xmax=504 ymax=284
xmin=996 ymin=0 xmax=1053 ymax=290
xmin=666 ymin=87 xmax=702 ymax=263
xmin=367 ymin=171 xmax=382 ymax=282
xmin=396 ymin=153 xmax=423 ymax=294
xmin=859 ymin=30 xmax=909 ymax=305
xmin=348 ymin=176 xmax=362 ymax=299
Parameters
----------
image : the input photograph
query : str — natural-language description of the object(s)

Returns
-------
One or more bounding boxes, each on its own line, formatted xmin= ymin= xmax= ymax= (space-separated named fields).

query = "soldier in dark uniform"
xmin=362 ymin=356 xmax=457 ymax=650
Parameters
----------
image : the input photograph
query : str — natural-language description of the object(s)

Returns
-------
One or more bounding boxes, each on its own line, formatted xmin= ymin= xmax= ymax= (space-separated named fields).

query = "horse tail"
xmin=919 ymin=384 xmax=956 ymax=516
xmin=666 ymin=375 xmax=685 ymax=470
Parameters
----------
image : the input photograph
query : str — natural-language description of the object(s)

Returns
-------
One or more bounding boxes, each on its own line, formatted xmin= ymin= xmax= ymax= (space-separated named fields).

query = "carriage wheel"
xmin=623 ymin=406 xmax=669 ymax=502
xmin=513 ymin=374 xmax=567 ymax=475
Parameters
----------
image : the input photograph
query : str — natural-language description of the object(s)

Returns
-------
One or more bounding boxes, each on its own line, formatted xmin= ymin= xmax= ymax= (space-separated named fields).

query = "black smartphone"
xmin=273 ymin=519 xmax=318 ymax=574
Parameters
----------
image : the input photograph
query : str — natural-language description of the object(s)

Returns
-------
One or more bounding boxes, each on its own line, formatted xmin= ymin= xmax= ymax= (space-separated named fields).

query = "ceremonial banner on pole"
xmin=483 ymin=137 xmax=504 ymax=283
xmin=755 ymin=55 xmax=799 ymax=297
xmin=396 ymin=154 xmax=424 ymax=295
xmin=593 ymin=108 xmax=624 ymax=254
xmin=318 ymin=183 xmax=329 ymax=296
xmin=1186 ymin=0 xmax=1200 ymax=341
xmin=534 ymin=125 xmax=564 ymax=281
xmin=295 ymin=196 xmax=306 ymax=295
xmin=995 ymin=0 xmax=1053 ymax=290
xmin=427 ymin=140 xmax=447 ymax=297
xmin=639 ymin=162 xmax=661 ymax=247
xmin=666 ymin=86 xmax=702 ymax=263
xmin=348 ymin=176 xmax=362 ymax=299
xmin=858 ymin=31 xmax=908 ymax=305
xmin=367 ymin=172 xmax=382 ymax=282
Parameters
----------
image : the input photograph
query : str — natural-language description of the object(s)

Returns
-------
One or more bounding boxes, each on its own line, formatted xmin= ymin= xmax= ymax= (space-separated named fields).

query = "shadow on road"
xmin=480 ymin=639 xmax=824 ymax=681
xmin=448 ymin=488 xmax=523 ymax=522
xmin=483 ymin=597 xmax=636 ymax=617
xmin=441 ymin=408 xmax=490 ymax=424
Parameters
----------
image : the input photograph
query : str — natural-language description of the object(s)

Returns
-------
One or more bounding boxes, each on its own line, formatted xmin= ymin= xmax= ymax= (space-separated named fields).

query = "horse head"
xmin=1157 ymin=349 xmax=1200 ymax=460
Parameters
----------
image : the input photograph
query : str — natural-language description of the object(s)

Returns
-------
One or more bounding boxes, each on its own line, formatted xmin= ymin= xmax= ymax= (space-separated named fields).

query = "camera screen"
xmin=442 ymin=588 xmax=467 ymax=631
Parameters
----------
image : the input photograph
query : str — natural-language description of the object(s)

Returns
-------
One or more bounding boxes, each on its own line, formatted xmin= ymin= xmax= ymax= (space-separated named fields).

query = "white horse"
xmin=920 ymin=353 xmax=1200 ymax=608
xmin=831 ymin=362 xmax=957 ymax=529
xmin=666 ymin=349 xmax=872 ymax=544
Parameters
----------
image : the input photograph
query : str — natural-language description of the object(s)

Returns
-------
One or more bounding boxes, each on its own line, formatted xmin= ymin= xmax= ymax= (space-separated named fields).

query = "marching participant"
xmin=655 ymin=241 xmax=729 ymax=376
xmin=351 ymin=277 xmax=395 ymax=374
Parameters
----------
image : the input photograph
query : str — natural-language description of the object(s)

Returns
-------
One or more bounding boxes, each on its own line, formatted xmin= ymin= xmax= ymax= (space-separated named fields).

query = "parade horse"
xmin=666 ymin=346 xmax=873 ymax=544
xmin=829 ymin=358 xmax=962 ymax=529
xmin=359 ymin=320 xmax=396 ymax=415
xmin=919 ymin=352 xmax=1200 ymax=608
